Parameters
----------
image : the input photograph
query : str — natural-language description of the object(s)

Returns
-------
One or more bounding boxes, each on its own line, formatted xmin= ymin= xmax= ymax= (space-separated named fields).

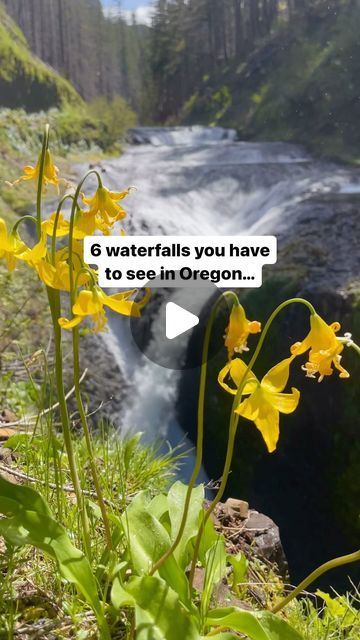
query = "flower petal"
xmin=58 ymin=316 xmax=83 ymax=330
xmin=236 ymin=389 xmax=280 ymax=453
xmin=218 ymin=358 xmax=258 ymax=396
xmin=262 ymin=356 xmax=294 ymax=392
xmin=264 ymin=387 xmax=300 ymax=414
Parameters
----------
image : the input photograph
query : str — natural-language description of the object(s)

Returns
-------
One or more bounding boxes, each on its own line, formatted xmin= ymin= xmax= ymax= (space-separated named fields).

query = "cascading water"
xmin=77 ymin=126 xmax=359 ymax=473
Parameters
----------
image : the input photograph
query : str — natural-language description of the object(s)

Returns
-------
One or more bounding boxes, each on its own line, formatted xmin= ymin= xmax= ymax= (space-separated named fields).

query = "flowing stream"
xmin=78 ymin=126 xmax=359 ymax=471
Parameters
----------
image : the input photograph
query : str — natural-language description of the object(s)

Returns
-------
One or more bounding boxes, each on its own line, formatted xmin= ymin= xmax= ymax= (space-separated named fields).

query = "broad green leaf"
xmin=159 ymin=553 xmax=195 ymax=613
xmin=0 ymin=477 xmax=109 ymax=639
xmin=121 ymin=491 xmax=193 ymax=610
xmin=111 ymin=575 xmax=136 ymax=609
xmin=149 ymin=493 xmax=169 ymax=521
xmin=198 ymin=515 xmax=219 ymax=565
xmin=202 ymin=537 xmax=227 ymax=615
xmin=122 ymin=491 xmax=170 ymax=574
xmin=127 ymin=576 xmax=201 ymax=640
xmin=207 ymin=607 xmax=303 ymax=640
xmin=168 ymin=481 xmax=204 ymax=569
xmin=228 ymin=552 xmax=248 ymax=593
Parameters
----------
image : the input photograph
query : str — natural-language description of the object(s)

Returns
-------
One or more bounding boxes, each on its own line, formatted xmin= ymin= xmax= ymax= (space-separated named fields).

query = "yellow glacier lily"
xmin=59 ymin=286 xmax=150 ymax=332
xmin=291 ymin=313 xmax=349 ymax=382
xmin=43 ymin=208 xmax=104 ymax=240
xmin=224 ymin=303 xmax=261 ymax=358
xmin=82 ymin=187 xmax=129 ymax=229
xmin=0 ymin=219 xmax=28 ymax=271
xmin=12 ymin=150 xmax=59 ymax=190
xmin=218 ymin=356 xmax=299 ymax=452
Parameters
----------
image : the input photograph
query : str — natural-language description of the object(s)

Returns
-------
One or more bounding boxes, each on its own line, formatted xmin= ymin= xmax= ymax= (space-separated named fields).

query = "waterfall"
xmin=75 ymin=126 xmax=359 ymax=478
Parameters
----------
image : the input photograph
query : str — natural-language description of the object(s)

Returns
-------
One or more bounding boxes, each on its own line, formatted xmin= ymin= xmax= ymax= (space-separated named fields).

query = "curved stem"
xmin=150 ymin=291 xmax=239 ymax=576
xmin=272 ymin=550 xmax=360 ymax=613
xmin=74 ymin=267 xmax=97 ymax=291
xmin=189 ymin=297 xmax=316 ymax=589
xmin=64 ymin=170 xmax=112 ymax=549
xmin=47 ymin=287 xmax=92 ymax=558
xmin=36 ymin=125 xmax=49 ymax=238
xmin=12 ymin=215 xmax=37 ymax=234
xmin=51 ymin=194 xmax=75 ymax=265
xmin=68 ymin=170 xmax=102 ymax=305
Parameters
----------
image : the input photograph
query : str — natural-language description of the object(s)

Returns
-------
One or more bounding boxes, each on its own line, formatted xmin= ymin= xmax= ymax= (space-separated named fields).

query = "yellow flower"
xmin=82 ymin=187 xmax=129 ymax=229
xmin=224 ymin=303 xmax=261 ymax=358
xmin=43 ymin=209 xmax=99 ymax=240
xmin=218 ymin=356 xmax=299 ymax=452
xmin=58 ymin=286 xmax=150 ymax=332
xmin=34 ymin=242 xmax=95 ymax=292
xmin=43 ymin=213 xmax=70 ymax=238
xmin=291 ymin=313 xmax=349 ymax=382
xmin=19 ymin=227 xmax=48 ymax=266
xmin=12 ymin=150 xmax=59 ymax=190
xmin=0 ymin=219 xmax=27 ymax=270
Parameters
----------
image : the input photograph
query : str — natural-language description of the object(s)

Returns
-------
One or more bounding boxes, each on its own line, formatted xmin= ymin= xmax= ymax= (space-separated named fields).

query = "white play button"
xmin=166 ymin=302 xmax=199 ymax=340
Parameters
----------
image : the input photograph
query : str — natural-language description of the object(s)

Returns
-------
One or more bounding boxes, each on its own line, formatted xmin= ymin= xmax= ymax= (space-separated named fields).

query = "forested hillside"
xmin=0 ymin=1 xmax=80 ymax=110
xmin=3 ymin=0 xmax=150 ymax=113
xmin=148 ymin=0 xmax=360 ymax=159
xmin=2 ymin=0 xmax=360 ymax=159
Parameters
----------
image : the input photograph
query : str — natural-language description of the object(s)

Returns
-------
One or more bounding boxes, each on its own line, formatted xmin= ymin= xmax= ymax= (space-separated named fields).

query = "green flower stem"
xmin=37 ymin=127 xmax=91 ymax=557
xmin=72 ymin=327 xmax=113 ymax=551
xmin=272 ymin=549 xmax=360 ymax=613
xmin=68 ymin=170 xmax=102 ymax=305
xmin=51 ymin=194 xmax=75 ymax=264
xmin=74 ymin=267 xmax=97 ymax=290
xmin=189 ymin=297 xmax=316 ymax=589
xmin=12 ymin=215 xmax=37 ymax=234
xmin=36 ymin=124 xmax=49 ymax=238
xmin=63 ymin=170 xmax=112 ymax=550
xmin=47 ymin=287 xmax=92 ymax=559
xmin=149 ymin=291 xmax=239 ymax=576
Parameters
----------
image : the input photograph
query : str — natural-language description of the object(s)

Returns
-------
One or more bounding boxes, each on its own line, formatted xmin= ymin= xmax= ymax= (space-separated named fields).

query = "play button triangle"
xmin=166 ymin=302 xmax=199 ymax=340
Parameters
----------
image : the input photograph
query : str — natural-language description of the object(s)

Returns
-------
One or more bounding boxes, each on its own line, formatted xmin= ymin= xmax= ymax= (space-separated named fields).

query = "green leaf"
xmin=0 ymin=477 xmax=109 ymax=638
xmin=202 ymin=537 xmax=227 ymax=615
xmin=167 ymin=481 xmax=204 ymax=569
xmin=121 ymin=491 xmax=193 ymax=610
xmin=111 ymin=575 xmax=136 ymax=609
xmin=207 ymin=607 xmax=303 ymax=640
xmin=122 ymin=491 xmax=170 ymax=574
xmin=158 ymin=553 xmax=194 ymax=612
xmin=149 ymin=493 xmax=169 ymax=521
xmin=198 ymin=515 xmax=219 ymax=566
xmin=227 ymin=552 xmax=248 ymax=593
xmin=127 ymin=576 xmax=201 ymax=640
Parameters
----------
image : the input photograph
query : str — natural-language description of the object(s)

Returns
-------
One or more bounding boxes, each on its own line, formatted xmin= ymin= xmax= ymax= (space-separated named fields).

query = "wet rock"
xmin=208 ymin=499 xmax=288 ymax=579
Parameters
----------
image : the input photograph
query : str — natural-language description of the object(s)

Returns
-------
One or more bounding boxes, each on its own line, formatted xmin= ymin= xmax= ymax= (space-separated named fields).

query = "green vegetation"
xmin=0 ymin=127 xmax=359 ymax=638
xmin=148 ymin=0 xmax=360 ymax=163
xmin=183 ymin=7 xmax=360 ymax=162
xmin=0 ymin=2 xmax=80 ymax=111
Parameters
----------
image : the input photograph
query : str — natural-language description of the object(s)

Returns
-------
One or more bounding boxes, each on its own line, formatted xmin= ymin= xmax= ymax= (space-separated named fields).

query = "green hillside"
xmin=180 ymin=7 xmax=360 ymax=162
xmin=0 ymin=2 xmax=81 ymax=111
